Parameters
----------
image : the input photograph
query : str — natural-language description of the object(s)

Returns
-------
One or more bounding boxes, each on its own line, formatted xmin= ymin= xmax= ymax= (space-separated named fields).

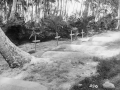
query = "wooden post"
xmin=70 ymin=30 xmax=74 ymax=42
xmin=81 ymin=29 xmax=84 ymax=38
xmin=55 ymin=32 xmax=60 ymax=46
xmin=32 ymin=34 xmax=40 ymax=52
xmin=29 ymin=28 xmax=40 ymax=52
xmin=29 ymin=29 xmax=35 ymax=39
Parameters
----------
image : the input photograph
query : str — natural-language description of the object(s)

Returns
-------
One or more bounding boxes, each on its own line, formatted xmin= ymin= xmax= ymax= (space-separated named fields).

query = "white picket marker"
xmin=32 ymin=34 xmax=40 ymax=52
xmin=81 ymin=29 xmax=84 ymax=38
xmin=70 ymin=30 xmax=74 ymax=42
xmin=55 ymin=32 xmax=60 ymax=46
xmin=30 ymin=28 xmax=40 ymax=52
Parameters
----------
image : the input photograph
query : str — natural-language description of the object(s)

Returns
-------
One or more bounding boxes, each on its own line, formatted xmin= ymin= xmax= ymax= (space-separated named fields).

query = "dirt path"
xmin=46 ymin=31 xmax=120 ymax=58
xmin=19 ymin=31 xmax=120 ymax=59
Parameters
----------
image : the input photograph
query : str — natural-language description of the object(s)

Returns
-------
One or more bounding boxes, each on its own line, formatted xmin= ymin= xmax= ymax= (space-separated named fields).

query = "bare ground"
xmin=0 ymin=31 xmax=120 ymax=90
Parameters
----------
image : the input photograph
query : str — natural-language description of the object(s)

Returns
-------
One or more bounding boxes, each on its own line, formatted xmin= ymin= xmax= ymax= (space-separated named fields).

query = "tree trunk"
xmin=0 ymin=27 xmax=32 ymax=68
xmin=9 ymin=0 xmax=17 ymax=20
xmin=117 ymin=0 xmax=120 ymax=30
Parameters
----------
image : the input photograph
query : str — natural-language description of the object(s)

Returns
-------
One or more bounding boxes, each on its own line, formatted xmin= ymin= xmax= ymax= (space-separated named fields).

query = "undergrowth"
xmin=23 ymin=56 xmax=88 ymax=90
xmin=70 ymin=57 xmax=120 ymax=90
xmin=96 ymin=57 xmax=120 ymax=79
xmin=23 ymin=61 xmax=73 ymax=86
xmin=23 ymin=55 xmax=120 ymax=90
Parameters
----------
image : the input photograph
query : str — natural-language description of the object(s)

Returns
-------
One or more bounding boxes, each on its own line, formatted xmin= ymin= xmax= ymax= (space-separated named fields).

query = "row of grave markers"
xmin=70 ymin=28 xmax=84 ymax=42
xmin=29 ymin=28 xmax=85 ymax=52
xmin=56 ymin=28 xmax=85 ymax=45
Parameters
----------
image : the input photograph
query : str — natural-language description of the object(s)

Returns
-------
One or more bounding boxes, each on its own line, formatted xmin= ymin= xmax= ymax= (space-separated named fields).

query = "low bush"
xmin=3 ymin=13 xmax=118 ymax=43
xmin=25 ymin=15 xmax=71 ymax=41
xmin=95 ymin=14 xmax=117 ymax=31
xmin=68 ymin=16 xmax=95 ymax=36
xmin=70 ymin=77 xmax=104 ymax=90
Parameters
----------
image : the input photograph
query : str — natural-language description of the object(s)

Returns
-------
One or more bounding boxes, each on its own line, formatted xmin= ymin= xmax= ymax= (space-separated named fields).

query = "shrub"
xmin=70 ymin=77 xmax=104 ymax=90
xmin=96 ymin=14 xmax=117 ymax=31
xmin=25 ymin=15 xmax=71 ymax=41
xmin=67 ymin=16 xmax=95 ymax=36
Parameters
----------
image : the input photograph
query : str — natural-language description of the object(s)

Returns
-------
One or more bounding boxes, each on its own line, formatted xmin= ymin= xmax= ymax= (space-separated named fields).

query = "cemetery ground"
xmin=0 ymin=31 xmax=120 ymax=90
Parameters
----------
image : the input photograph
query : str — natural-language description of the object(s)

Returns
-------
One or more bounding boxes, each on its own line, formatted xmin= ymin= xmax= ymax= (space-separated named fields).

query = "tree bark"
xmin=0 ymin=27 xmax=32 ymax=68
xmin=116 ymin=0 xmax=120 ymax=30
xmin=9 ymin=0 xmax=17 ymax=20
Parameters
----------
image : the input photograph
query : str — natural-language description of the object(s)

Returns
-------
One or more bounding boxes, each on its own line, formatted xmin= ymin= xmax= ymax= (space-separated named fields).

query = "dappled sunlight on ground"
xmin=25 ymin=31 xmax=120 ymax=90
xmin=91 ymin=31 xmax=120 ymax=43
xmin=95 ymin=48 xmax=120 ymax=58
xmin=105 ymin=40 xmax=120 ymax=49
xmin=0 ymin=31 xmax=120 ymax=90
xmin=52 ymin=31 xmax=120 ymax=58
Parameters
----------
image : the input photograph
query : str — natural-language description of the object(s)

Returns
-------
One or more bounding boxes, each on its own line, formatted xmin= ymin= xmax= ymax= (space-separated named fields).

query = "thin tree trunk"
xmin=117 ymin=0 xmax=120 ymax=30
xmin=9 ymin=0 xmax=17 ymax=20
xmin=0 ymin=27 xmax=32 ymax=68
xmin=60 ymin=0 xmax=62 ymax=16
xmin=44 ymin=0 xmax=47 ymax=18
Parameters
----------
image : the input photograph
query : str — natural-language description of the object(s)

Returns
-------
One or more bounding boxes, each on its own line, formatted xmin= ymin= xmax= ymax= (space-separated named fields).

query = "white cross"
xmin=55 ymin=32 xmax=60 ymax=46
xmin=29 ymin=29 xmax=36 ymax=39
xmin=70 ymin=30 xmax=74 ymax=42
xmin=29 ymin=28 xmax=40 ymax=52
xmin=81 ymin=29 xmax=84 ymax=38
xmin=32 ymin=34 xmax=40 ymax=52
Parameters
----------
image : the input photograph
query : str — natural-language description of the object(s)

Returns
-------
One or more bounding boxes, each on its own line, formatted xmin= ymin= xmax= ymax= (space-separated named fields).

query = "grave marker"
xmin=29 ymin=28 xmax=40 ymax=52
xmin=55 ymin=32 xmax=60 ymax=46
xmin=81 ymin=29 xmax=84 ymax=38
xmin=70 ymin=30 xmax=74 ymax=42
xmin=32 ymin=34 xmax=40 ymax=52
xmin=70 ymin=27 xmax=79 ymax=42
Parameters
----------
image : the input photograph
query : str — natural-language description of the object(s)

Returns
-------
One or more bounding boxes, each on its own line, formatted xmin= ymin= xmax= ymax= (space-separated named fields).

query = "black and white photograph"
xmin=0 ymin=0 xmax=120 ymax=90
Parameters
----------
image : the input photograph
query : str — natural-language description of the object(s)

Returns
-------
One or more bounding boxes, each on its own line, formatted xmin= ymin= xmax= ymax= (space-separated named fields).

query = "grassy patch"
xmin=70 ymin=57 xmax=120 ymax=90
xmin=96 ymin=57 xmax=120 ymax=79
xmin=23 ymin=61 xmax=73 ymax=86
xmin=105 ymin=40 xmax=120 ymax=49
xmin=23 ymin=56 xmax=87 ymax=90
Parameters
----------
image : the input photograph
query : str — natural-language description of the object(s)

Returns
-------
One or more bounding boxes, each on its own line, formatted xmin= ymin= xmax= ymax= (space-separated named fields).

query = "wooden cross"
xmin=32 ymin=34 xmax=40 ymax=52
xmin=29 ymin=29 xmax=36 ymax=39
xmin=81 ymin=29 xmax=84 ymax=38
xmin=29 ymin=28 xmax=40 ymax=52
xmin=70 ymin=30 xmax=74 ymax=42
xmin=55 ymin=32 xmax=60 ymax=46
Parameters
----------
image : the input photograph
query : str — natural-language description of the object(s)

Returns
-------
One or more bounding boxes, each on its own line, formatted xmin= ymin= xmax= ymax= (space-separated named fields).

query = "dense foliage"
xmin=0 ymin=0 xmax=119 ymax=43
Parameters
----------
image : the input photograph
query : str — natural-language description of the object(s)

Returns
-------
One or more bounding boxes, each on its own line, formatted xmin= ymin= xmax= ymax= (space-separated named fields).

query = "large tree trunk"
xmin=9 ymin=0 xmax=17 ymax=20
xmin=0 ymin=27 xmax=32 ymax=68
